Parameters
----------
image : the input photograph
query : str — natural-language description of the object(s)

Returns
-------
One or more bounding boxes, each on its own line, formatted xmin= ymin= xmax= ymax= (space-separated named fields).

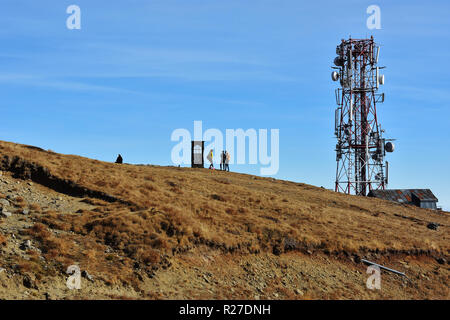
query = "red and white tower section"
xmin=331 ymin=36 xmax=395 ymax=196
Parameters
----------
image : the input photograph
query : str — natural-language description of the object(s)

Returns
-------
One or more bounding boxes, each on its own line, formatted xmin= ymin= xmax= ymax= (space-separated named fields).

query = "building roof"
xmin=368 ymin=189 xmax=438 ymax=203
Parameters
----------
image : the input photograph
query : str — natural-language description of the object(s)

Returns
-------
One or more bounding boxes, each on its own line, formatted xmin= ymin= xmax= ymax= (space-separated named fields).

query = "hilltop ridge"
xmin=0 ymin=140 xmax=448 ymax=299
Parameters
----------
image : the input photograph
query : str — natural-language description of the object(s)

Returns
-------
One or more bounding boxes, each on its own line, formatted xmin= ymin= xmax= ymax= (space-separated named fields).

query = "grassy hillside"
xmin=0 ymin=140 xmax=448 ymax=299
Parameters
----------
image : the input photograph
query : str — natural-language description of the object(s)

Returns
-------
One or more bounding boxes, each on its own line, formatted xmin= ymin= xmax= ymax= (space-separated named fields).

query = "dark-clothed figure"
xmin=220 ymin=151 xmax=226 ymax=171
xmin=115 ymin=154 xmax=123 ymax=164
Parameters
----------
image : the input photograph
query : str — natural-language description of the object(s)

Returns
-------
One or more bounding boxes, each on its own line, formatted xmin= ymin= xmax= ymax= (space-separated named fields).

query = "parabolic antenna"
xmin=334 ymin=57 xmax=344 ymax=66
xmin=331 ymin=71 xmax=339 ymax=81
xmin=385 ymin=142 xmax=395 ymax=153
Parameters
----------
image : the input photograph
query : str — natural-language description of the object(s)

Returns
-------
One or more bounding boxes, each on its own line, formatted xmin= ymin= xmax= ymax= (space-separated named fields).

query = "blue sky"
xmin=0 ymin=1 xmax=449 ymax=209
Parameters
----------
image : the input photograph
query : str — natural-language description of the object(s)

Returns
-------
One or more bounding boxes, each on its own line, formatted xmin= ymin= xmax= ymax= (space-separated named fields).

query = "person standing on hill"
xmin=220 ymin=150 xmax=225 ymax=171
xmin=225 ymin=151 xmax=230 ymax=172
xmin=115 ymin=154 xmax=123 ymax=164
xmin=207 ymin=149 xmax=214 ymax=169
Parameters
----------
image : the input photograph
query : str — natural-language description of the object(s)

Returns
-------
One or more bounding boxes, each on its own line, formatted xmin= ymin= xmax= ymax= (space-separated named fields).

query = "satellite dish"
xmin=334 ymin=57 xmax=344 ymax=67
xmin=378 ymin=74 xmax=385 ymax=85
xmin=385 ymin=142 xmax=395 ymax=153
xmin=331 ymin=71 xmax=339 ymax=81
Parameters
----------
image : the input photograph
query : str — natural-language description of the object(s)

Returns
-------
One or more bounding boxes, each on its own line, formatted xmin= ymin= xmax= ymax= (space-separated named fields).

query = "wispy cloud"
xmin=0 ymin=72 xmax=269 ymax=108
xmin=0 ymin=39 xmax=298 ymax=83
xmin=85 ymin=42 xmax=269 ymax=66
xmin=0 ymin=73 xmax=138 ymax=94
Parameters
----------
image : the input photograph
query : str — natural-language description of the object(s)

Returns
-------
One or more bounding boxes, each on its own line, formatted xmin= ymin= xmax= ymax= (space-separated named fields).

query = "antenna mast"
xmin=331 ymin=36 xmax=394 ymax=196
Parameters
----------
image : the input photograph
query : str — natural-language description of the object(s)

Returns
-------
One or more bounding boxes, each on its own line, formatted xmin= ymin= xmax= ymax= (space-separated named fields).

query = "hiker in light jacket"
xmin=207 ymin=149 xmax=214 ymax=169
xmin=225 ymin=151 xmax=230 ymax=172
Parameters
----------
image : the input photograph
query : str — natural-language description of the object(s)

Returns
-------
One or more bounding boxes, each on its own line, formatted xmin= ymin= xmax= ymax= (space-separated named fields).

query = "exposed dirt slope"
xmin=0 ymin=140 xmax=448 ymax=300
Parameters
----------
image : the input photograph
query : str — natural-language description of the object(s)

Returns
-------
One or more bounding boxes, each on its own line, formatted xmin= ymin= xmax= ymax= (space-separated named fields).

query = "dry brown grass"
xmin=0 ymin=234 xmax=7 ymax=246
xmin=26 ymin=223 xmax=68 ymax=258
xmin=23 ymin=220 xmax=137 ymax=286
xmin=14 ymin=196 xmax=26 ymax=208
xmin=1 ymin=140 xmax=448 ymax=255
xmin=29 ymin=203 xmax=41 ymax=212
xmin=0 ymin=140 xmax=448 ymax=291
